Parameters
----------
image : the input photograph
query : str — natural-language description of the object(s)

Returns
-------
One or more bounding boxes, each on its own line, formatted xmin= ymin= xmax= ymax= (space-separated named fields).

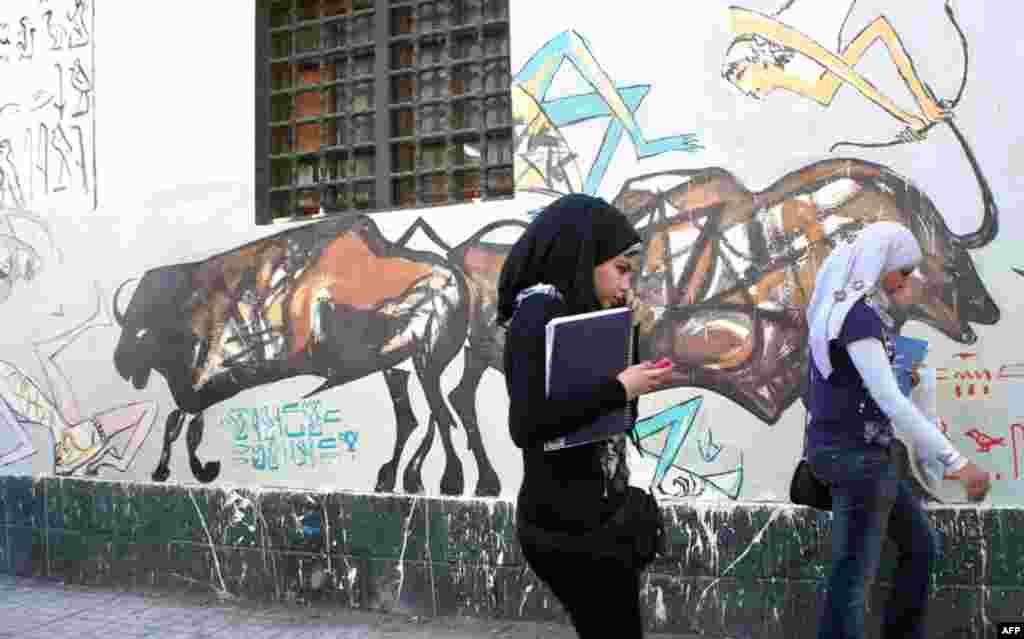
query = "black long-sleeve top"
xmin=504 ymin=291 xmax=635 ymax=533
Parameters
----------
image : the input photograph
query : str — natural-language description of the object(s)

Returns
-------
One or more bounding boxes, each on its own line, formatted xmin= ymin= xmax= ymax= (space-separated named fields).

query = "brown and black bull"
xmin=390 ymin=217 xmax=527 ymax=498
xmin=431 ymin=125 xmax=1000 ymax=434
xmin=112 ymin=214 xmax=500 ymax=495
xmin=610 ymin=120 xmax=998 ymax=422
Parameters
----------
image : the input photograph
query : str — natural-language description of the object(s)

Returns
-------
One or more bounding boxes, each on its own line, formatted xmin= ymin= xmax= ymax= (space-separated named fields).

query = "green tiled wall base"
xmin=1 ymin=476 xmax=1021 ymax=638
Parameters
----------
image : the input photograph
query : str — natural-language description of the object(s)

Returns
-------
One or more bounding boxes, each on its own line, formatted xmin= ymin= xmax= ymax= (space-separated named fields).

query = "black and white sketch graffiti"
xmin=0 ymin=283 xmax=158 ymax=476
xmin=0 ymin=0 xmax=95 ymax=211
xmin=0 ymin=207 xmax=60 ymax=305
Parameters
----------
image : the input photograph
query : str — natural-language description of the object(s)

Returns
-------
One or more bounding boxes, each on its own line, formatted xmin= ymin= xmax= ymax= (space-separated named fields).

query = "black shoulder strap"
xmin=801 ymin=356 xmax=812 ymax=460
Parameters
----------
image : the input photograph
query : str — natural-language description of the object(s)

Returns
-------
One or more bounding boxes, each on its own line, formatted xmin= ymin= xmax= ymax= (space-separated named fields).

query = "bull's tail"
xmin=829 ymin=1 xmax=997 ymax=250
xmin=830 ymin=1 xmax=968 ymax=155
xmin=943 ymin=117 xmax=998 ymax=250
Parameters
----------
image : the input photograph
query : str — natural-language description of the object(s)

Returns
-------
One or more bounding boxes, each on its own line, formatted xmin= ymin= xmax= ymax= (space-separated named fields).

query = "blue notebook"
xmin=892 ymin=335 xmax=929 ymax=397
xmin=543 ymin=306 xmax=635 ymax=451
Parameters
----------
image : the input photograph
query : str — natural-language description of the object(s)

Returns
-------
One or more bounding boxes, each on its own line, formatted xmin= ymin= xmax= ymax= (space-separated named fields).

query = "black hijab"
xmin=496 ymin=193 xmax=641 ymax=325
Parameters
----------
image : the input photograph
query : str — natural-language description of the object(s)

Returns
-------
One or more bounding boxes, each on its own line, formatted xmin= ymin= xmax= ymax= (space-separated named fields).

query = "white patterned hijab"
xmin=806 ymin=221 xmax=923 ymax=379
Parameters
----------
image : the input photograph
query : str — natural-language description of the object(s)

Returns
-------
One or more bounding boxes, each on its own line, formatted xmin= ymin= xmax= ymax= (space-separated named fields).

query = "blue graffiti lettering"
xmin=253 ymin=441 xmax=282 ymax=471
xmin=291 ymin=439 xmax=313 ymax=466
xmin=222 ymin=398 xmax=360 ymax=472
xmin=339 ymin=430 xmax=358 ymax=452
xmin=225 ymin=408 xmax=250 ymax=442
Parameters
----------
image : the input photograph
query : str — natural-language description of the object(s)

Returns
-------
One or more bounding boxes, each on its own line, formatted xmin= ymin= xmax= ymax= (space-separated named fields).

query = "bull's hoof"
xmin=475 ymin=466 xmax=501 ymax=497
xmin=440 ymin=461 xmax=464 ymax=496
xmin=191 ymin=459 xmax=221 ymax=484
xmin=185 ymin=414 xmax=221 ymax=483
xmin=375 ymin=461 xmax=398 ymax=493
xmin=402 ymin=465 xmax=424 ymax=494
xmin=152 ymin=464 xmax=170 ymax=482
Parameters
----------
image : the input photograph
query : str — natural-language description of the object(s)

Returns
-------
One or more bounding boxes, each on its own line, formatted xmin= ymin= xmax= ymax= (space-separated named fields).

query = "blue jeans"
xmin=808 ymin=443 xmax=939 ymax=639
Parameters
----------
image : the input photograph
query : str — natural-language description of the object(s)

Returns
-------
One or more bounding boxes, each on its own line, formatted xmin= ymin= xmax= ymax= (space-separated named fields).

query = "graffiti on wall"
xmin=513 ymin=30 xmax=701 ymax=198
xmin=633 ymin=396 xmax=745 ymax=499
xmin=938 ymin=353 xmax=994 ymax=401
xmin=1012 ymin=423 xmax=1024 ymax=481
xmin=0 ymin=208 xmax=60 ymax=306
xmin=104 ymin=12 xmax=1003 ymax=500
xmin=613 ymin=151 xmax=998 ymax=423
xmin=0 ymin=284 xmax=157 ymax=475
xmin=929 ymin=351 xmax=1024 ymax=483
xmin=224 ymin=397 xmax=359 ymax=473
xmin=0 ymin=0 xmax=95 ymax=212
xmin=963 ymin=428 xmax=1005 ymax=454
xmin=111 ymin=214 xmax=492 ymax=493
xmin=723 ymin=0 xmax=963 ymax=149
xmin=110 ymin=29 xmax=696 ymax=497
xmin=110 ymin=158 xmax=999 ymax=494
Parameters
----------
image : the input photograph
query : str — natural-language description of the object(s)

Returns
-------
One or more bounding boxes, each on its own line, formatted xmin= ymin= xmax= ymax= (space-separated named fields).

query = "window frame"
xmin=255 ymin=0 xmax=514 ymax=225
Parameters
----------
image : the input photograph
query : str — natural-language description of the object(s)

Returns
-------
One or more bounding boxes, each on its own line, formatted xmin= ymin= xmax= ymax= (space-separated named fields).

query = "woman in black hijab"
xmin=497 ymin=193 xmax=674 ymax=638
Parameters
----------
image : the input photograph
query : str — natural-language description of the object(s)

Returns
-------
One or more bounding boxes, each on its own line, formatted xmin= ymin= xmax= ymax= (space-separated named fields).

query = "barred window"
xmin=256 ymin=0 xmax=514 ymax=225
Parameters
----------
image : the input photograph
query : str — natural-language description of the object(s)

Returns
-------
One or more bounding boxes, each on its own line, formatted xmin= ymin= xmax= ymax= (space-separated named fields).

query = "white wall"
xmin=0 ymin=0 xmax=1021 ymax=505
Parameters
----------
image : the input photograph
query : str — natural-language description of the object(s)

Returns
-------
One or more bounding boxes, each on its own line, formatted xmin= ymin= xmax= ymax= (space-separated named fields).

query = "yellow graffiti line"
xmin=518 ymin=57 xmax=561 ymax=101
xmin=14 ymin=378 xmax=53 ymax=425
xmin=570 ymin=40 xmax=633 ymax=126
xmin=730 ymin=8 xmax=921 ymax=127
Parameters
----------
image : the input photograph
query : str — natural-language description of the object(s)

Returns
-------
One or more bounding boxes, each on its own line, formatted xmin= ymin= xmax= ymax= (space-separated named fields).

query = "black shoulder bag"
xmin=789 ymin=364 xmax=832 ymax=510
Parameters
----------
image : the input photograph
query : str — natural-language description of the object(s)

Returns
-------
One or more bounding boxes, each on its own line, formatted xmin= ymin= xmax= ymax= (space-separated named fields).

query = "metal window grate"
xmin=255 ymin=0 xmax=514 ymax=225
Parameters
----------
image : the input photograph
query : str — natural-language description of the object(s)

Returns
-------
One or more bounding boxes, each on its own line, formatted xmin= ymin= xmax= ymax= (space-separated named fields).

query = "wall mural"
xmin=925 ymin=351 xmax=1024 ymax=484
xmin=513 ymin=30 xmax=702 ymax=198
xmin=224 ymin=396 xmax=360 ymax=474
xmin=0 ymin=0 xmax=95 ymax=473
xmin=616 ymin=150 xmax=997 ymax=423
xmin=0 ymin=0 xmax=1006 ymax=502
xmin=0 ymin=208 xmax=59 ymax=306
xmin=723 ymin=0 xmax=961 ymax=149
xmin=0 ymin=283 xmax=157 ymax=475
xmin=111 ymin=215 xmax=483 ymax=491
xmin=634 ymin=396 xmax=745 ymax=500
xmin=0 ymin=0 xmax=95 ymax=213
xmin=101 ymin=9 xmax=1004 ymax=501
xmin=110 ymin=28 xmax=700 ymax=495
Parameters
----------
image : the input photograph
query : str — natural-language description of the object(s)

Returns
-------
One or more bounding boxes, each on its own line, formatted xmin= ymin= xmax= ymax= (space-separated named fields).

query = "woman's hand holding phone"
xmin=617 ymin=358 xmax=675 ymax=401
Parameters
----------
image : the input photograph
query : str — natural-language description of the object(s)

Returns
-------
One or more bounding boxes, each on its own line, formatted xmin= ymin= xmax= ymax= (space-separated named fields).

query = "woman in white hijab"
xmin=803 ymin=221 xmax=989 ymax=639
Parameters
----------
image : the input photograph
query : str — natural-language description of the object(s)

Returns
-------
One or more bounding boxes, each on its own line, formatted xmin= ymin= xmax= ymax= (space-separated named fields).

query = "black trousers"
xmin=517 ymin=523 xmax=644 ymax=638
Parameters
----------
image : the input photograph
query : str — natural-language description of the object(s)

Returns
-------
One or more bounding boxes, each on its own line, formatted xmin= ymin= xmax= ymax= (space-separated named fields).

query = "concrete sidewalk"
xmin=0 ymin=575 xmax=702 ymax=638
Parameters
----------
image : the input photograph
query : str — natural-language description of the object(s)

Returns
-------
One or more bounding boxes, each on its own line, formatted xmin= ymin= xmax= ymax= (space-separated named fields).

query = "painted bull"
xmin=611 ymin=120 xmax=998 ymax=422
xmin=113 ymin=214 xmax=500 ymax=495
xmin=434 ymin=125 xmax=999 ymax=434
xmin=387 ymin=217 xmax=527 ymax=497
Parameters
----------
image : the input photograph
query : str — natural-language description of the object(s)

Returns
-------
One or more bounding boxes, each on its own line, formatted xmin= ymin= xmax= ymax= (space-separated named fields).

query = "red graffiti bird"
xmin=963 ymin=428 xmax=1006 ymax=453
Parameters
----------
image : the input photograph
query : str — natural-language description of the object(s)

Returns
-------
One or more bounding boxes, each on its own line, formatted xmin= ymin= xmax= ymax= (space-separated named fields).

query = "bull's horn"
xmin=112 ymin=278 xmax=137 ymax=326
